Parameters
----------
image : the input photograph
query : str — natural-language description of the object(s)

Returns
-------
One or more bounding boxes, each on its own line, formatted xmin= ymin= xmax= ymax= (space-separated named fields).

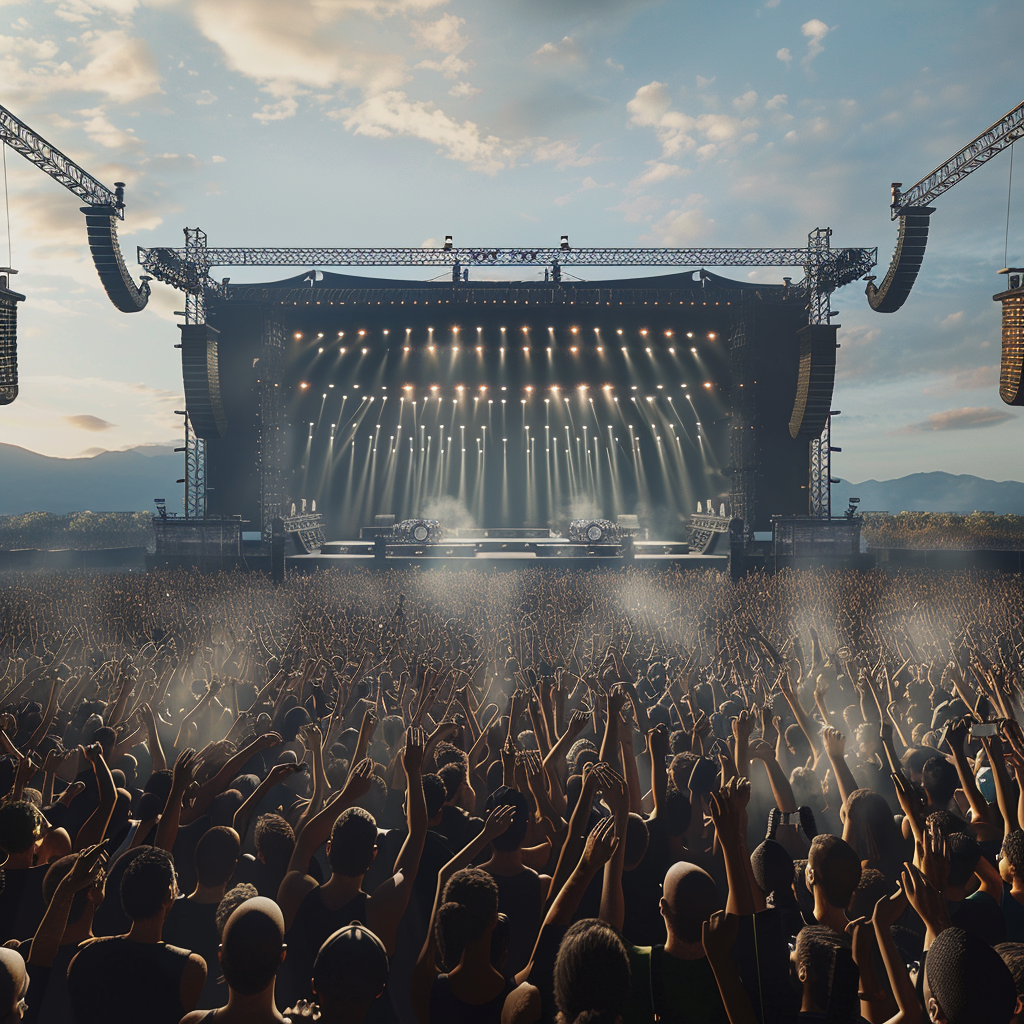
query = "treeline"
xmin=0 ymin=511 xmax=154 ymax=551
xmin=861 ymin=511 xmax=1024 ymax=550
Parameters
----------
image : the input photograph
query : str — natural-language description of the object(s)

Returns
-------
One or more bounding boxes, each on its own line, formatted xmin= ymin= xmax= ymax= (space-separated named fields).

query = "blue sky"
xmin=0 ymin=0 xmax=1022 ymax=486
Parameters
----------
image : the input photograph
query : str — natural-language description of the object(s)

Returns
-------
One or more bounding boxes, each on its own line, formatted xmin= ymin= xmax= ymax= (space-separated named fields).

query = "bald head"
xmin=661 ymin=862 xmax=721 ymax=943
xmin=220 ymin=897 xmax=286 ymax=996
xmin=0 ymin=948 xmax=28 ymax=1017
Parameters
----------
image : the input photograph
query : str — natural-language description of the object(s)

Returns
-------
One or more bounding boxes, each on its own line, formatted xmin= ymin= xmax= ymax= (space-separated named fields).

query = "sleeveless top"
xmin=487 ymin=869 xmax=543 ymax=976
xmin=66 ymin=937 xmax=194 ymax=1024
xmin=285 ymin=888 xmax=370 ymax=1000
xmin=430 ymin=973 xmax=516 ymax=1024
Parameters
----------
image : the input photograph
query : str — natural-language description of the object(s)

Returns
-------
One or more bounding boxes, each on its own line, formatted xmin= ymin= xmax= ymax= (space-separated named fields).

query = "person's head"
xmin=924 ymin=926 xmax=1018 ymax=1024
xmin=751 ymin=840 xmax=796 ymax=904
xmin=219 ymin=897 xmax=286 ymax=997
xmin=216 ymin=883 xmax=259 ymax=937
xmin=553 ymin=919 xmax=631 ymax=1024
xmin=806 ymin=834 xmax=862 ymax=910
xmin=327 ymin=807 xmax=378 ymax=877
xmin=120 ymin=846 xmax=177 ymax=923
xmin=254 ymin=814 xmax=295 ymax=871
xmin=282 ymin=705 xmax=310 ymax=742
xmin=194 ymin=826 xmax=241 ymax=890
xmin=421 ymin=773 xmax=447 ymax=825
xmin=91 ymin=727 xmax=116 ymax=760
xmin=207 ymin=789 xmax=244 ymax=827
xmin=1000 ymin=831 xmax=1024 ymax=887
xmin=994 ymin=943 xmax=1024 ymax=999
xmin=855 ymin=722 xmax=880 ymax=760
xmin=947 ymin=833 xmax=982 ymax=891
xmin=841 ymin=790 xmax=900 ymax=873
xmin=789 ymin=766 xmax=823 ymax=810
xmin=795 ymin=925 xmax=858 ymax=1020
xmin=438 ymin=763 xmax=466 ymax=803
xmin=660 ymin=861 xmax=720 ymax=943
xmin=661 ymin=788 xmax=692 ymax=837
xmin=436 ymin=868 xmax=499 ymax=969
xmin=622 ymin=814 xmax=649 ymax=871
xmin=848 ymin=868 xmax=891 ymax=921
xmin=0 ymin=948 xmax=28 ymax=1023
xmin=567 ymin=740 xmax=598 ymax=777
xmin=484 ymin=786 xmax=529 ymax=852
xmin=922 ymin=757 xmax=960 ymax=807
xmin=0 ymin=801 xmax=41 ymax=859
xmin=312 ymin=924 xmax=390 ymax=1023
xmin=42 ymin=853 xmax=105 ymax=928
xmin=667 ymin=752 xmax=698 ymax=793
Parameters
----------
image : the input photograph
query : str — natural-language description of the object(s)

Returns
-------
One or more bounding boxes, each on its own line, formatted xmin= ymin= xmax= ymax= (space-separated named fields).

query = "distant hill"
xmin=832 ymin=473 xmax=1024 ymax=515
xmin=0 ymin=443 xmax=182 ymax=515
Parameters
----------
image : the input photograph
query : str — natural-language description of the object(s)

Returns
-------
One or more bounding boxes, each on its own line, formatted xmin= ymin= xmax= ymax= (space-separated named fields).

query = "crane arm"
xmin=0 ymin=103 xmax=121 ymax=213
xmin=0 ymin=101 xmax=149 ymax=312
xmin=893 ymin=99 xmax=1024 ymax=217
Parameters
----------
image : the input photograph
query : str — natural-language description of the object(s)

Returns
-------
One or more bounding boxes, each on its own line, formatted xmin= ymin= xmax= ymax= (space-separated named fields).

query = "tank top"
xmin=487 ymin=870 xmax=543 ymax=977
xmin=429 ymin=973 xmax=516 ymax=1024
xmin=66 ymin=936 xmax=194 ymax=1024
xmin=285 ymin=888 xmax=370 ymax=1001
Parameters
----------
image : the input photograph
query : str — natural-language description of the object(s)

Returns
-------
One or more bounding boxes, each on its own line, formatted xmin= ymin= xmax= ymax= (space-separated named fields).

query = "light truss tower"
xmin=182 ymin=227 xmax=209 ymax=518
xmin=805 ymin=228 xmax=841 ymax=517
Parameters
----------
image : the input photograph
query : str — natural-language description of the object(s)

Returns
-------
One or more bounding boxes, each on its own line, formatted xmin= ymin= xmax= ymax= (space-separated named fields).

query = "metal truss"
xmin=806 ymin=229 xmax=840 ymax=518
xmin=181 ymin=228 xmax=208 ymax=517
xmin=0 ymin=103 xmax=121 ymax=213
xmin=139 ymin=242 xmax=876 ymax=286
xmin=893 ymin=98 xmax=1024 ymax=217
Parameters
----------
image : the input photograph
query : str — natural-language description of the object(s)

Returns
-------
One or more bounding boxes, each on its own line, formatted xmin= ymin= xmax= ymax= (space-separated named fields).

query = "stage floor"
xmin=287 ymin=537 xmax=727 ymax=571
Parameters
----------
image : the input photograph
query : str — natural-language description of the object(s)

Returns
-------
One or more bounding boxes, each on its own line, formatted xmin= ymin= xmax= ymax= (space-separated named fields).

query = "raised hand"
xmin=298 ymin=723 xmax=323 ymax=751
xmin=481 ymin=803 xmax=516 ymax=841
xmin=580 ymin=815 xmax=619 ymax=870
xmin=822 ymin=726 xmax=846 ymax=759
xmin=914 ymin=823 xmax=950 ymax=893
xmin=403 ymin=726 xmax=426 ymax=773
xmin=593 ymin=763 xmax=628 ymax=816
xmin=646 ymin=723 xmax=669 ymax=762
xmin=255 ymin=731 xmax=283 ymax=751
xmin=342 ymin=758 xmax=376 ymax=801
xmin=747 ymin=738 xmax=776 ymax=762
xmin=566 ymin=709 xmax=590 ymax=739
xmin=64 ymin=843 xmax=109 ymax=891
xmin=171 ymin=747 xmax=199 ymax=792
xmin=732 ymin=710 xmax=752 ymax=742
xmin=702 ymin=910 xmax=739 ymax=963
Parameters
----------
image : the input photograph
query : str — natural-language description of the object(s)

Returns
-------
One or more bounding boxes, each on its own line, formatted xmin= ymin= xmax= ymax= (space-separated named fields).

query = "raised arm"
xmin=75 ymin=744 xmax=117 ymax=851
xmin=822 ymin=727 xmax=859 ymax=811
xmin=155 ymin=747 xmax=199 ymax=853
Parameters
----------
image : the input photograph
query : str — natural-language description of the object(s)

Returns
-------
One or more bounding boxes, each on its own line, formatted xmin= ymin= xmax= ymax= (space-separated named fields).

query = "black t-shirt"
xmin=163 ymin=898 xmax=220 ymax=1008
xmin=67 ymin=936 xmax=195 ymax=1024
xmin=0 ymin=865 xmax=48 ymax=942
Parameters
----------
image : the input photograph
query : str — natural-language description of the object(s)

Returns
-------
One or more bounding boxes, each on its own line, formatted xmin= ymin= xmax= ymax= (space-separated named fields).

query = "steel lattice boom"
xmin=138 ymin=242 xmax=877 ymax=296
xmin=893 ymin=98 xmax=1024 ymax=217
xmin=0 ymin=103 xmax=121 ymax=214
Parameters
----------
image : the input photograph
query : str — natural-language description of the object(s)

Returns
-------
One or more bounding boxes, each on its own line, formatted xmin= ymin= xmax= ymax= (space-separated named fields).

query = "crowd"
xmin=1 ymin=564 xmax=1024 ymax=1023
xmin=0 ymin=513 xmax=153 ymax=553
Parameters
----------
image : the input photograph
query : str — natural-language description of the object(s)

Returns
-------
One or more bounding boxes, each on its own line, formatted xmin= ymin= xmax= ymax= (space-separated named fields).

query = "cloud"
xmin=732 ymin=90 xmax=757 ymax=112
xmin=335 ymin=90 xmax=516 ymax=173
xmin=940 ymin=310 xmax=964 ymax=328
xmin=0 ymin=28 xmax=161 ymax=105
xmin=800 ymin=19 xmax=830 ymax=66
xmin=64 ymin=414 xmax=117 ymax=431
xmin=76 ymin=107 xmax=142 ymax=149
xmin=533 ymin=36 xmax=583 ymax=63
xmin=627 ymin=81 xmax=758 ymax=160
xmin=416 ymin=54 xmax=473 ymax=79
xmin=905 ymin=407 xmax=1014 ymax=432
xmin=625 ymin=160 xmax=686 ymax=193
xmin=196 ymin=90 xmax=217 ymax=105
xmin=448 ymin=81 xmax=480 ymax=97
xmin=412 ymin=13 xmax=468 ymax=54
xmin=765 ymin=93 xmax=787 ymax=110
xmin=641 ymin=194 xmax=714 ymax=243
xmin=776 ymin=47 xmax=792 ymax=65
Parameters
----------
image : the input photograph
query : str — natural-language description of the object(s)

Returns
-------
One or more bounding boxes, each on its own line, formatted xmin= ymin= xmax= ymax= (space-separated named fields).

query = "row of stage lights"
xmin=297 ymin=382 xmax=716 ymax=395
xmin=296 ymin=328 xmax=717 ymax=341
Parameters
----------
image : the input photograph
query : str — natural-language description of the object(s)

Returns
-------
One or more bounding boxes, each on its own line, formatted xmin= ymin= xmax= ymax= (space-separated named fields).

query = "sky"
xmin=0 ymin=0 xmax=1022 ymax=487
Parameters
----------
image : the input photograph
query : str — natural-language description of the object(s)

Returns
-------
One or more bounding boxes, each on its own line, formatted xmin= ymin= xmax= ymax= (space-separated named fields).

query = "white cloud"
xmin=801 ymin=19 xmax=830 ymax=65
xmin=765 ymin=93 xmax=787 ymax=110
xmin=627 ymin=81 xmax=758 ymax=160
xmin=695 ymin=75 xmax=715 ymax=89
xmin=626 ymin=160 xmax=686 ymax=193
xmin=906 ymin=407 xmax=1014 ymax=432
xmin=416 ymin=53 xmax=473 ymax=79
xmin=335 ymin=90 xmax=516 ymax=174
xmin=533 ymin=36 xmax=583 ymax=63
xmin=412 ymin=13 xmax=467 ymax=54
xmin=77 ymin=107 xmax=141 ymax=149
xmin=195 ymin=89 xmax=217 ymax=105
xmin=776 ymin=46 xmax=791 ymax=65
xmin=448 ymin=81 xmax=480 ymax=98
xmin=732 ymin=90 xmax=757 ymax=112
xmin=642 ymin=194 xmax=715 ymax=244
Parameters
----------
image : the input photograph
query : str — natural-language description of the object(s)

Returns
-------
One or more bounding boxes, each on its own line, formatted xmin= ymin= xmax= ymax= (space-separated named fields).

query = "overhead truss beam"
xmin=893 ymin=98 xmax=1024 ymax=217
xmin=0 ymin=103 xmax=121 ymax=214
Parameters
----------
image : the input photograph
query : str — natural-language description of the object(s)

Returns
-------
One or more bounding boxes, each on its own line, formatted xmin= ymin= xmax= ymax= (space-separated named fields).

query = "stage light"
xmin=456 ymin=385 xmax=464 ymax=392
xmin=359 ymin=330 xmax=365 ymax=336
xmin=294 ymin=332 xmax=303 ymax=340
xmin=328 ymin=383 xmax=334 ymax=388
xmin=578 ymin=384 xmax=587 ymax=391
xmin=476 ymin=345 xmax=483 ymax=353
xmin=571 ymin=326 xmax=578 ymax=333
xmin=657 ymin=384 xmax=663 ymax=389
xmin=602 ymin=384 xmax=611 ymax=391
xmin=704 ymin=382 xmax=712 ymax=388
xmin=691 ymin=347 xmax=697 ymax=353
xmin=501 ymin=386 xmax=507 ymax=390
xmin=665 ymin=330 xmax=673 ymax=337
xmin=383 ymin=330 xmax=389 ymax=335
xmin=686 ymin=332 xmax=693 ymax=338
xmin=500 ymin=346 xmax=505 ymax=354
xmin=300 ymin=382 xmax=309 ymax=389
xmin=340 ymin=347 xmax=346 ymax=354
xmin=551 ymin=385 xmax=559 ymax=392
xmin=631 ymin=385 xmax=638 ymax=390
xmin=428 ymin=345 xmax=435 ymax=352
xmin=708 ymin=333 xmax=716 ymax=340
xmin=645 ymin=347 xmax=651 ymax=353
xmin=489 ymin=399 xmax=493 ymax=405
xmin=362 ymin=348 xmax=368 ymax=354
xmin=430 ymin=384 xmax=439 ymax=391
xmin=479 ymin=385 xmax=486 ymax=392
xmin=526 ymin=386 xmax=533 ymax=392
xmin=646 ymin=396 xmax=654 ymax=402
xmin=617 ymin=329 xmax=623 ymax=335
xmin=523 ymin=346 xmax=529 ymax=353
xmin=338 ymin=331 xmax=344 ymax=337
xmin=452 ymin=346 xmax=459 ymax=353
xmin=547 ymin=346 xmax=552 ymax=354
xmin=621 ymin=347 xmax=627 ymax=353
xmin=641 ymin=329 xmax=648 ymax=336
xmin=318 ymin=346 xmax=323 ymax=353
xmin=570 ymin=346 xmax=578 ymax=354
xmin=404 ymin=346 xmax=410 ymax=352
xmin=522 ymin=327 xmax=529 ymax=333
xmin=668 ymin=347 xmax=675 ymax=354
xmin=406 ymin=328 xmax=411 ymax=333
xmin=596 ymin=345 xmax=603 ymax=353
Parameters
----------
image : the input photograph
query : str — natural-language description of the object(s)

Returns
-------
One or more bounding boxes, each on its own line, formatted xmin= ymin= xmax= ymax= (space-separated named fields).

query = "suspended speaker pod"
xmin=995 ymin=269 xmax=1024 ymax=406
xmin=0 ymin=272 xmax=25 ymax=407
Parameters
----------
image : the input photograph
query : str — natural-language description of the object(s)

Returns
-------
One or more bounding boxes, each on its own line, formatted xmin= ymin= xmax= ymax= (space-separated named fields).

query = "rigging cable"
xmin=2 ymin=142 xmax=10 ymax=268
xmin=1006 ymin=141 xmax=1015 ymax=268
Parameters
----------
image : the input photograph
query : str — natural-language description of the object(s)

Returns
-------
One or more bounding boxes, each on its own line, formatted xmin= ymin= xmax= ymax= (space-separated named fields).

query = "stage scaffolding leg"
xmin=182 ymin=227 xmax=208 ymax=518
xmin=805 ymin=228 xmax=838 ymax=518
xmin=259 ymin=313 xmax=286 ymax=545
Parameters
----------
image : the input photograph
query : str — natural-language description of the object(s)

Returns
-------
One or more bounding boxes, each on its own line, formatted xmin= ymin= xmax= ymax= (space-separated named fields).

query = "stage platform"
xmin=286 ymin=536 xmax=726 ymax=571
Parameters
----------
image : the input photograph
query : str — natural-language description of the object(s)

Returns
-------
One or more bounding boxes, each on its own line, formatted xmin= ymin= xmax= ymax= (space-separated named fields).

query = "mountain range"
xmin=2 ymin=443 xmax=1023 ymax=517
